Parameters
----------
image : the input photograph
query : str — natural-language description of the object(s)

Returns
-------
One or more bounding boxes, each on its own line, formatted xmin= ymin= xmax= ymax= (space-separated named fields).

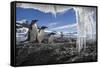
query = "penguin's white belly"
xmin=30 ymin=28 xmax=38 ymax=42
xmin=37 ymin=30 xmax=45 ymax=43
xmin=48 ymin=35 xmax=54 ymax=43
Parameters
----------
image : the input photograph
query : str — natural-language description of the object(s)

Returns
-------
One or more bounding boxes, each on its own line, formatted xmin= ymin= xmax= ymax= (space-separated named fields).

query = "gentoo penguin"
xmin=28 ymin=20 xmax=38 ymax=42
xmin=60 ymin=32 xmax=64 ymax=38
xmin=48 ymin=32 xmax=56 ymax=44
xmin=37 ymin=26 xmax=48 ymax=43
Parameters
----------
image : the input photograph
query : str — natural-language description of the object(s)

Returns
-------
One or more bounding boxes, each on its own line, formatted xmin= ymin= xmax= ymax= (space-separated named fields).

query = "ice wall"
xmin=53 ymin=6 xmax=96 ymax=52
xmin=73 ymin=7 xmax=96 ymax=52
xmin=52 ymin=6 xmax=96 ymax=52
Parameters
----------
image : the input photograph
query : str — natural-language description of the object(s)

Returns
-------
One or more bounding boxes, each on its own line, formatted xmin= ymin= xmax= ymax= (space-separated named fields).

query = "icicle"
xmin=74 ymin=7 xmax=95 ymax=52
xmin=53 ymin=5 xmax=57 ymax=18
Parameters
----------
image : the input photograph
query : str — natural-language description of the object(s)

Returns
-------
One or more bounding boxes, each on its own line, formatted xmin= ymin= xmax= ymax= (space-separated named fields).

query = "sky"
xmin=16 ymin=4 xmax=77 ymax=34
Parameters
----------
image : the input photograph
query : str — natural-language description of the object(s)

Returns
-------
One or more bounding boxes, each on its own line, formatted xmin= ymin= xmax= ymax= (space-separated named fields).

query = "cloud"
xmin=47 ymin=22 xmax=58 ymax=27
xmin=49 ymin=23 xmax=77 ymax=30
xmin=45 ymin=30 xmax=52 ymax=33
xmin=16 ymin=3 xmax=72 ymax=16
xmin=16 ymin=19 xmax=27 ymax=24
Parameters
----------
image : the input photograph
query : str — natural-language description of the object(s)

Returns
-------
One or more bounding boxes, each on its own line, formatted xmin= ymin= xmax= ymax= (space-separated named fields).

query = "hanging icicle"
xmin=74 ymin=7 xmax=96 ymax=52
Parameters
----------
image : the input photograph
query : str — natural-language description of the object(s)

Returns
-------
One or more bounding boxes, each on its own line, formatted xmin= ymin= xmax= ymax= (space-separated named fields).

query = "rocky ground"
xmin=16 ymin=41 xmax=97 ymax=66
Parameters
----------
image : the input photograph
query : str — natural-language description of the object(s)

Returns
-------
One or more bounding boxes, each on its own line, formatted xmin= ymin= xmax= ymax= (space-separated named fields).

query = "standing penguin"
xmin=28 ymin=20 xmax=38 ymax=42
xmin=37 ymin=26 xmax=48 ymax=43
xmin=48 ymin=32 xmax=56 ymax=44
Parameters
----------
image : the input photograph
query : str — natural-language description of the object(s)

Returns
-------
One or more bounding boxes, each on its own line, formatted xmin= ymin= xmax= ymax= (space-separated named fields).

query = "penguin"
xmin=37 ymin=26 xmax=48 ymax=43
xmin=60 ymin=32 xmax=64 ymax=38
xmin=28 ymin=20 xmax=38 ymax=42
xmin=48 ymin=32 xmax=56 ymax=44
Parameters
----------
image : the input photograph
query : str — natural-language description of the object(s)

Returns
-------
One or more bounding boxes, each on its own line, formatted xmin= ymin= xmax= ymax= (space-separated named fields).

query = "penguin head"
xmin=51 ymin=32 xmax=56 ymax=35
xmin=30 ymin=20 xmax=38 ymax=29
xmin=49 ymin=32 xmax=56 ymax=36
xmin=41 ymin=26 xmax=48 ymax=30
xmin=31 ymin=20 xmax=38 ymax=25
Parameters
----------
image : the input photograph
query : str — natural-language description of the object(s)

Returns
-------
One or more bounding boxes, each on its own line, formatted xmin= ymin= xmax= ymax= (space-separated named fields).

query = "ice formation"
xmin=17 ymin=3 xmax=96 ymax=52
xmin=73 ymin=7 xmax=96 ymax=52
xmin=51 ymin=6 xmax=96 ymax=52
xmin=50 ymin=6 xmax=96 ymax=52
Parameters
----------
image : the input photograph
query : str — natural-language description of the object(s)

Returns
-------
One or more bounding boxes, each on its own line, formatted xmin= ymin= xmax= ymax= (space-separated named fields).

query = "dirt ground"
xmin=16 ymin=41 xmax=97 ymax=66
